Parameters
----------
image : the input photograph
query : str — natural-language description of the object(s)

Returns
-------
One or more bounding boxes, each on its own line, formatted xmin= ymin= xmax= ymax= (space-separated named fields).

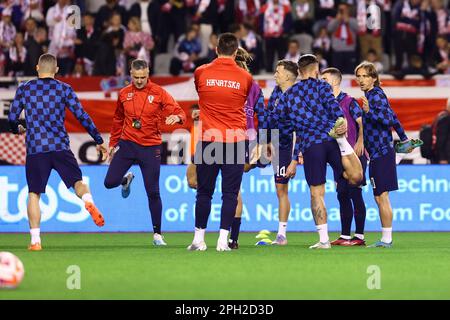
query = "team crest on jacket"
xmin=148 ymin=95 xmax=154 ymax=103
xmin=127 ymin=93 xmax=133 ymax=100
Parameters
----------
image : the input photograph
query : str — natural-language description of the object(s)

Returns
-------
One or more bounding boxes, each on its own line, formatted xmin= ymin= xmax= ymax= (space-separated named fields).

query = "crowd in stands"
xmin=0 ymin=0 xmax=449 ymax=77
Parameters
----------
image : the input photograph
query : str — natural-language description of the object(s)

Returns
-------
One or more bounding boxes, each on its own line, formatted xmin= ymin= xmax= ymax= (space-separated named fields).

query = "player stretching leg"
xmin=105 ymin=59 xmax=186 ymax=246
xmin=355 ymin=62 xmax=410 ymax=248
xmin=8 ymin=54 xmax=108 ymax=251
xmin=275 ymin=54 xmax=362 ymax=249
xmin=264 ymin=60 xmax=298 ymax=245
xmin=321 ymin=68 xmax=367 ymax=246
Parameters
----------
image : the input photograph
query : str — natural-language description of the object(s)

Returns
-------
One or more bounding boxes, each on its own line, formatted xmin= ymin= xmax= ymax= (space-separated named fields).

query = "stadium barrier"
xmin=1 ymin=165 xmax=449 ymax=232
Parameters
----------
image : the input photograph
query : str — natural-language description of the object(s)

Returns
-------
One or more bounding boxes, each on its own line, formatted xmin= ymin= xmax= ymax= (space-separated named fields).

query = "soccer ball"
xmin=0 ymin=252 xmax=25 ymax=289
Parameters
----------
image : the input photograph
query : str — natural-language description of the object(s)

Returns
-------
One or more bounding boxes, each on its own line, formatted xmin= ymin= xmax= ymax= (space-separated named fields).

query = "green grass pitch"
xmin=1 ymin=232 xmax=449 ymax=300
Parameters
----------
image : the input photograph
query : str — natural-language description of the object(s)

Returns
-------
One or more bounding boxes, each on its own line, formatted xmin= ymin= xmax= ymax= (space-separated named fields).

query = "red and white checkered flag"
xmin=0 ymin=133 xmax=26 ymax=165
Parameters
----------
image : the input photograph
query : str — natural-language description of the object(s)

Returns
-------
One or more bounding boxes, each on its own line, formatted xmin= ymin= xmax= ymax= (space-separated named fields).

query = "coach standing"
xmin=105 ymin=59 xmax=186 ymax=246
xmin=187 ymin=33 xmax=253 ymax=252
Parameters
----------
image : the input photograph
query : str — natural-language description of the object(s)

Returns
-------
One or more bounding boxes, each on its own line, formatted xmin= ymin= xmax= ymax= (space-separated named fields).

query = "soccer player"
xmin=105 ymin=59 xmax=186 ymax=246
xmin=321 ymin=67 xmax=367 ymax=246
xmin=228 ymin=47 xmax=267 ymax=249
xmin=184 ymin=48 xmax=266 ymax=250
xmin=355 ymin=62 xmax=411 ymax=247
xmin=187 ymin=33 xmax=253 ymax=252
xmin=263 ymin=60 xmax=298 ymax=245
xmin=8 ymin=53 xmax=108 ymax=251
xmin=276 ymin=54 xmax=363 ymax=249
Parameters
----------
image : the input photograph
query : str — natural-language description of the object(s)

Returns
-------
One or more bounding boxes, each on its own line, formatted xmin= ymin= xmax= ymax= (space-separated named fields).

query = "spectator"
xmin=366 ymin=48 xmax=384 ymax=73
xmin=313 ymin=47 xmax=328 ymax=70
xmin=23 ymin=18 xmax=43 ymax=76
xmin=46 ymin=0 xmax=77 ymax=76
xmin=431 ymin=0 xmax=450 ymax=41
xmin=241 ymin=22 xmax=263 ymax=73
xmin=105 ymin=12 xmax=126 ymax=48
xmin=259 ymin=0 xmax=292 ymax=72
xmin=236 ymin=0 xmax=261 ymax=26
xmin=72 ymin=58 xmax=87 ymax=77
xmin=75 ymin=13 xmax=100 ymax=76
xmin=193 ymin=0 xmax=219 ymax=58
xmin=94 ymin=31 xmax=124 ymax=76
xmin=129 ymin=0 xmax=160 ymax=44
xmin=392 ymin=0 xmax=422 ymax=71
xmin=22 ymin=0 xmax=44 ymax=23
xmin=285 ymin=39 xmax=301 ymax=62
xmin=35 ymin=26 xmax=49 ymax=53
xmin=429 ymin=35 xmax=450 ymax=74
xmin=7 ymin=32 xmax=26 ymax=76
xmin=169 ymin=26 xmax=203 ymax=75
xmin=206 ymin=32 xmax=218 ymax=62
xmin=357 ymin=0 xmax=383 ymax=60
xmin=328 ymin=2 xmax=358 ymax=74
xmin=419 ymin=0 xmax=438 ymax=69
xmin=0 ymin=7 xmax=16 ymax=54
xmin=95 ymin=0 xmax=128 ymax=32
xmin=430 ymin=99 xmax=450 ymax=164
xmin=124 ymin=16 xmax=154 ymax=68
xmin=159 ymin=0 xmax=188 ymax=54
xmin=218 ymin=0 xmax=235 ymax=33
xmin=313 ymin=0 xmax=337 ymax=34
xmin=312 ymin=25 xmax=331 ymax=60
xmin=291 ymin=0 xmax=314 ymax=34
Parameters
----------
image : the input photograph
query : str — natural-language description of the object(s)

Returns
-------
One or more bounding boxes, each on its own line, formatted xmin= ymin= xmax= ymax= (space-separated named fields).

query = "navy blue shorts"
xmin=303 ymin=140 xmax=345 ymax=187
xmin=26 ymin=150 xmax=82 ymax=194
xmin=369 ymin=147 xmax=398 ymax=196
xmin=335 ymin=154 xmax=368 ymax=192
xmin=272 ymin=145 xmax=293 ymax=185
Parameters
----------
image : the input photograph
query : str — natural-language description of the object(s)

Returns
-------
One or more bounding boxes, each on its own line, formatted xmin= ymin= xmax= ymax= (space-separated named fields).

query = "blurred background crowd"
xmin=0 ymin=0 xmax=448 ymax=77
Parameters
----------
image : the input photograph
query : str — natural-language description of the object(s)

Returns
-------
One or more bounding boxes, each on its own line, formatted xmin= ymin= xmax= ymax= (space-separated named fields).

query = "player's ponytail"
xmin=235 ymin=47 xmax=253 ymax=72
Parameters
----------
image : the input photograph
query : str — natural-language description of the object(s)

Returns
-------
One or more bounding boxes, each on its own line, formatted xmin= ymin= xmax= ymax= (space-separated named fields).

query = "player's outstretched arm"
xmin=64 ymin=85 xmax=104 ymax=147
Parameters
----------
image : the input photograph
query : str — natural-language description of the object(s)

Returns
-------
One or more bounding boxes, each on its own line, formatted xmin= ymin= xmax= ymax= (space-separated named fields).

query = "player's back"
xmin=15 ymin=78 xmax=73 ymax=154
xmin=194 ymin=58 xmax=253 ymax=143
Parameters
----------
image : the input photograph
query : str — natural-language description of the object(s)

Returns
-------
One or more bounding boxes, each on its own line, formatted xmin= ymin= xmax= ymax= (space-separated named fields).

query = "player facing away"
xmin=355 ymin=62 xmax=411 ymax=248
xmin=105 ymin=59 xmax=186 ymax=246
xmin=188 ymin=33 xmax=253 ymax=252
xmin=184 ymin=48 xmax=267 ymax=250
xmin=228 ymin=47 xmax=267 ymax=249
xmin=321 ymin=68 xmax=368 ymax=246
xmin=263 ymin=60 xmax=298 ymax=245
xmin=8 ymin=53 xmax=108 ymax=251
xmin=275 ymin=54 xmax=363 ymax=249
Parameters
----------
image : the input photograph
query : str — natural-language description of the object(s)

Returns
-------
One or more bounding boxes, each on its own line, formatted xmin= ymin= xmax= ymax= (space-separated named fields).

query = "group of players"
xmin=8 ymin=32 xmax=420 ymax=251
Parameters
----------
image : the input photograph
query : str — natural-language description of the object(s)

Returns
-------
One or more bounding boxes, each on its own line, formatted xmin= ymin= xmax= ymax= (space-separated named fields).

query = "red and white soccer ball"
xmin=0 ymin=252 xmax=25 ymax=289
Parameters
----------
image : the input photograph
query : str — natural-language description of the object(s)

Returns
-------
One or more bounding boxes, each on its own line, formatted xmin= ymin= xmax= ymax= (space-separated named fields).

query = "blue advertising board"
xmin=0 ymin=165 xmax=449 ymax=232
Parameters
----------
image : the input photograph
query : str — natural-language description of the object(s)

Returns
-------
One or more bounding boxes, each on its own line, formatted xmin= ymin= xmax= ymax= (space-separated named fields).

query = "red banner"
xmin=66 ymin=98 xmax=447 ymax=133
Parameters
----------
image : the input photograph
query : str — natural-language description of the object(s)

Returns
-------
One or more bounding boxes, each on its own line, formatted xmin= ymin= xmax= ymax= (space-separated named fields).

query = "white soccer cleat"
xmin=309 ymin=241 xmax=331 ymax=249
xmin=187 ymin=241 xmax=207 ymax=251
xmin=216 ymin=240 xmax=231 ymax=252
xmin=153 ymin=233 xmax=167 ymax=246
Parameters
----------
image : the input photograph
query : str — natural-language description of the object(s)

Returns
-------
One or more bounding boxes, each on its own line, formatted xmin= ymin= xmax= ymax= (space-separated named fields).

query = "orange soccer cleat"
xmin=28 ymin=243 xmax=42 ymax=251
xmin=85 ymin=202 xmax=105 ymax=227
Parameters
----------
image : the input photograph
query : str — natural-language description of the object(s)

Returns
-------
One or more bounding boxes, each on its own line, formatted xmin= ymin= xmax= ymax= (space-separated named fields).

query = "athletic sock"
xmin=81 ymin=193 xmax=94 ymax=204
xmin=30 ymin=228 xmax=41 ymax=245
xmin=218 ymin=229 xmax=229 ymax=244
xmin=278 ymin=222 xmax=287 ymax=237
xmin=381 ymin=227 xmax=392 ymax=243
xmin=350 ymin=188 xmax=366 ymax=235
xmin=193 ymin=227 xmax=205 ymax=243
xmin=316 ymin=224 xmax=329 ymax=243
xmin=354 ymin=233 xmax=365 ymax=240
xmin=337 ymin=191 xmax=353 ymax=237
xmin=229 ymin=217 xmax=241 ymax=241
xmin=336 ymin=137 xmax=355 ymax=156
xmin=340 ymin=235 xmax=351 ymax=240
